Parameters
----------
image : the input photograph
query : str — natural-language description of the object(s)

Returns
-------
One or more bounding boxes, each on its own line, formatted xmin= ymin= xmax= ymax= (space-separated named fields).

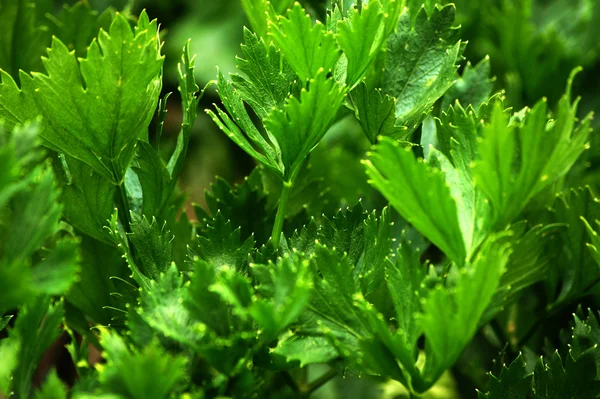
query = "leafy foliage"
xmin=1 ymin=1 xmax=599 ymax=398
xmin=480 ymin=310 xmax=600 ymax=398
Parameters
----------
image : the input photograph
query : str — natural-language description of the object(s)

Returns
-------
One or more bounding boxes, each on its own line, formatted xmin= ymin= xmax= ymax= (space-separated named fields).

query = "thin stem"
xmin=283 ymin=371 xmax=301 ymax=393
xmin=271 ymin=180 xmax=293 ymax=248
xmin=301 ymin=368 xmax=337 ymax=397
xmin=517 ymin=303 xmax=565 ymax=347
xmin=117 ymin=183 xmax=132 ymax=231
xmin=517 ymin=279 xmax=600 ymax=348
xmin=356 ymin=0 xmax=363 ymax=11
xmin=125 ymin=0 xmax=136 ymax=14
xmin=489 ymin=318 xmax=509 ymax=347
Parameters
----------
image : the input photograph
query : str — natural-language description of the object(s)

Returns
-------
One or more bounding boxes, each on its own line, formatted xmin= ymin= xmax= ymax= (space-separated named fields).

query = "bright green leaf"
xmin=32 ymin=12 xmax=164 ymax=183
xmin=268 ymin=3 xmax=341 ymax=82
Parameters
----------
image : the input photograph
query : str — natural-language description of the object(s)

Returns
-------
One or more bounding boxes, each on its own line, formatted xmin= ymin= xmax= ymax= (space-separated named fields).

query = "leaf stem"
xmin=517 ymin=303 xmax=565 ymax=347
xmin=301 ymin=367 xmax=337 ymax=397
xmin=271 ymin=180 xmax=293 ymax=248
xmin=125 ymin=0 xmax=136 ymax=14
xmin=116 ymin=183 xmax=132 ymax=231
xmin=283 ymin=371 xmax=301 ymax=393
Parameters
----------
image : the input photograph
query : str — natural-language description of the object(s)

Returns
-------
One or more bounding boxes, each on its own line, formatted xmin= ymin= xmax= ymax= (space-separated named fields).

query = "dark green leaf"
xmin=477 ymin=354 xmax=532 ymax=399
xmin=442 ymin=56 xmax=495 ymax=112
xmin=383 ymin=5 xmax=463 ymax=133
xmin=128 ymin=213 xmax=173 ymax=280
xmin=56 ymin=155 xmax=115 ymax=243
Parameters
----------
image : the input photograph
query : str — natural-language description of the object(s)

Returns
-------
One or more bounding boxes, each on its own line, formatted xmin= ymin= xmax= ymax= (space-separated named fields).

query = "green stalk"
xmin=301 ymin=368 xmax=338 ymax=397
xmin=117 ymin=183 xmax=132 ymax=231
xmin=271 ymin=180 xmax=293 ymax=248
xmin=125 ymin=0 xmax=136 ymax=14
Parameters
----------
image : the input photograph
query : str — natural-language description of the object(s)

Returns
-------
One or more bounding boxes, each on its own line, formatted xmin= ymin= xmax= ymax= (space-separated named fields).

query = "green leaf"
xmin=547 ymin=187 xmax=600 ymax=304
xmin=485 ymin=223 xmax=558 ymax=320
xmin=0 ymin=0 xmax=52 ymax=79
xmin=318 ymin=201 xmax=368 ymax=266
xmin=32 ymin=12 xmax=164 ymax=183
xmin=477 ymin=354 xmax=532 ymax=399
xmin=582 ymin=217 xmax=600 ymax=269
xmin=30 ymin=237 xmax=79 ymax=295
xmin=193 ymin=212 xmax=255 ymax=273
xmin=336 ymin=2 xmax=385 ymax=88
xmin=268 ymin=3 xmax=341 ymax=82
xmin=195 ymin=170 xmax=273 ymax=245
xmin=383 ymin=5 xmax=463 ymax=133
xmin=134 ymin=264 xmax=203 ymax=349
xmin=66 ymin=236 xmax=131 ymax=326
xmin=419 ymin=234 xmax=511 ymax=386
xmin=249 ymin=252 xmax=312 ymax=338
xmin=281 ymin=245 xmax=369 ymax=366
xmin=428 ymin=146 xmax=490 ymax=257
xmin=359 ymin=207 xmax=394 ymax=297
xmin=56 ymin=155 xmax=115 ymax=242
xmin=49 ymin=1 xmax=114 ymax=58
xmin=130 ymin=141 xmax=171 ymax=218
xmin=185 ymin=257 xmax=232 ymax=337
xmin=473 ymin=71 xmax=592 ymax=228
xmin=1 ymin=166 xmax=61 ymax=267
xmin=0 ymin=123 xmax=79 ymax=312
xmin=431 ymin=97 xmax=505 ymax=255
xmin=0 ymin=335 xmax=20 ymax=396
xmin=405 ymin=0 xmax=437 ymax=19
xmin=385 ymin=239 xmax=428 ymax=348
xmin=353 ymin=239 xmax=429 ymax=391
xmin=265 ymin=70 xmax=346 ymax=180
xmin=231 ymin=29 xmax=296 ymax=120
xmin=532 ymin=351 xmax=600 ymax=399
xmin=128 ymin=213 xmax=173 ymax=280
xmin=241 ymin=0 xmax=290 ymax=39
xmin=166 ymin=40 xmax=204 ymax=184
xmin=571 ymin=309 xmax=600 ymax=378
xmin=209 ymin=267 xmax=255 ymax=321
xmin=365 ymin=137 xmax=466 ymax=264
xmin=435 ymin=95 xmax=502 ymax=166
xmin=0 ymin=70 xmax=38 ymax=131
xmin=481 ymin=310 xmax=600 ymax=398
xmin=441 ymin=56 xmax=495 ymax=112
xmin=209 ymin=26 xmax=345 ymax=184
xmin=349 ymin=83 xmax=405 ymax=143
xmin=285 ymin=218 xmax=319 ymax=255
xmin=274 ymin=334 xmax=338 ymax=367
xmin=35 ymin=369 xmax=67 ymax=399
xmin=11 ymin=297 xmax=64 ymax=399
xmin=97 ymin=330 xmax=187 ymax=399
xmin=185 ymin=262 xmax=256 ymax=376
xmin=208 ymin=70 xmax=283 ymax=178
xmin=106 ymin=208 xmax=152 ymax=291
